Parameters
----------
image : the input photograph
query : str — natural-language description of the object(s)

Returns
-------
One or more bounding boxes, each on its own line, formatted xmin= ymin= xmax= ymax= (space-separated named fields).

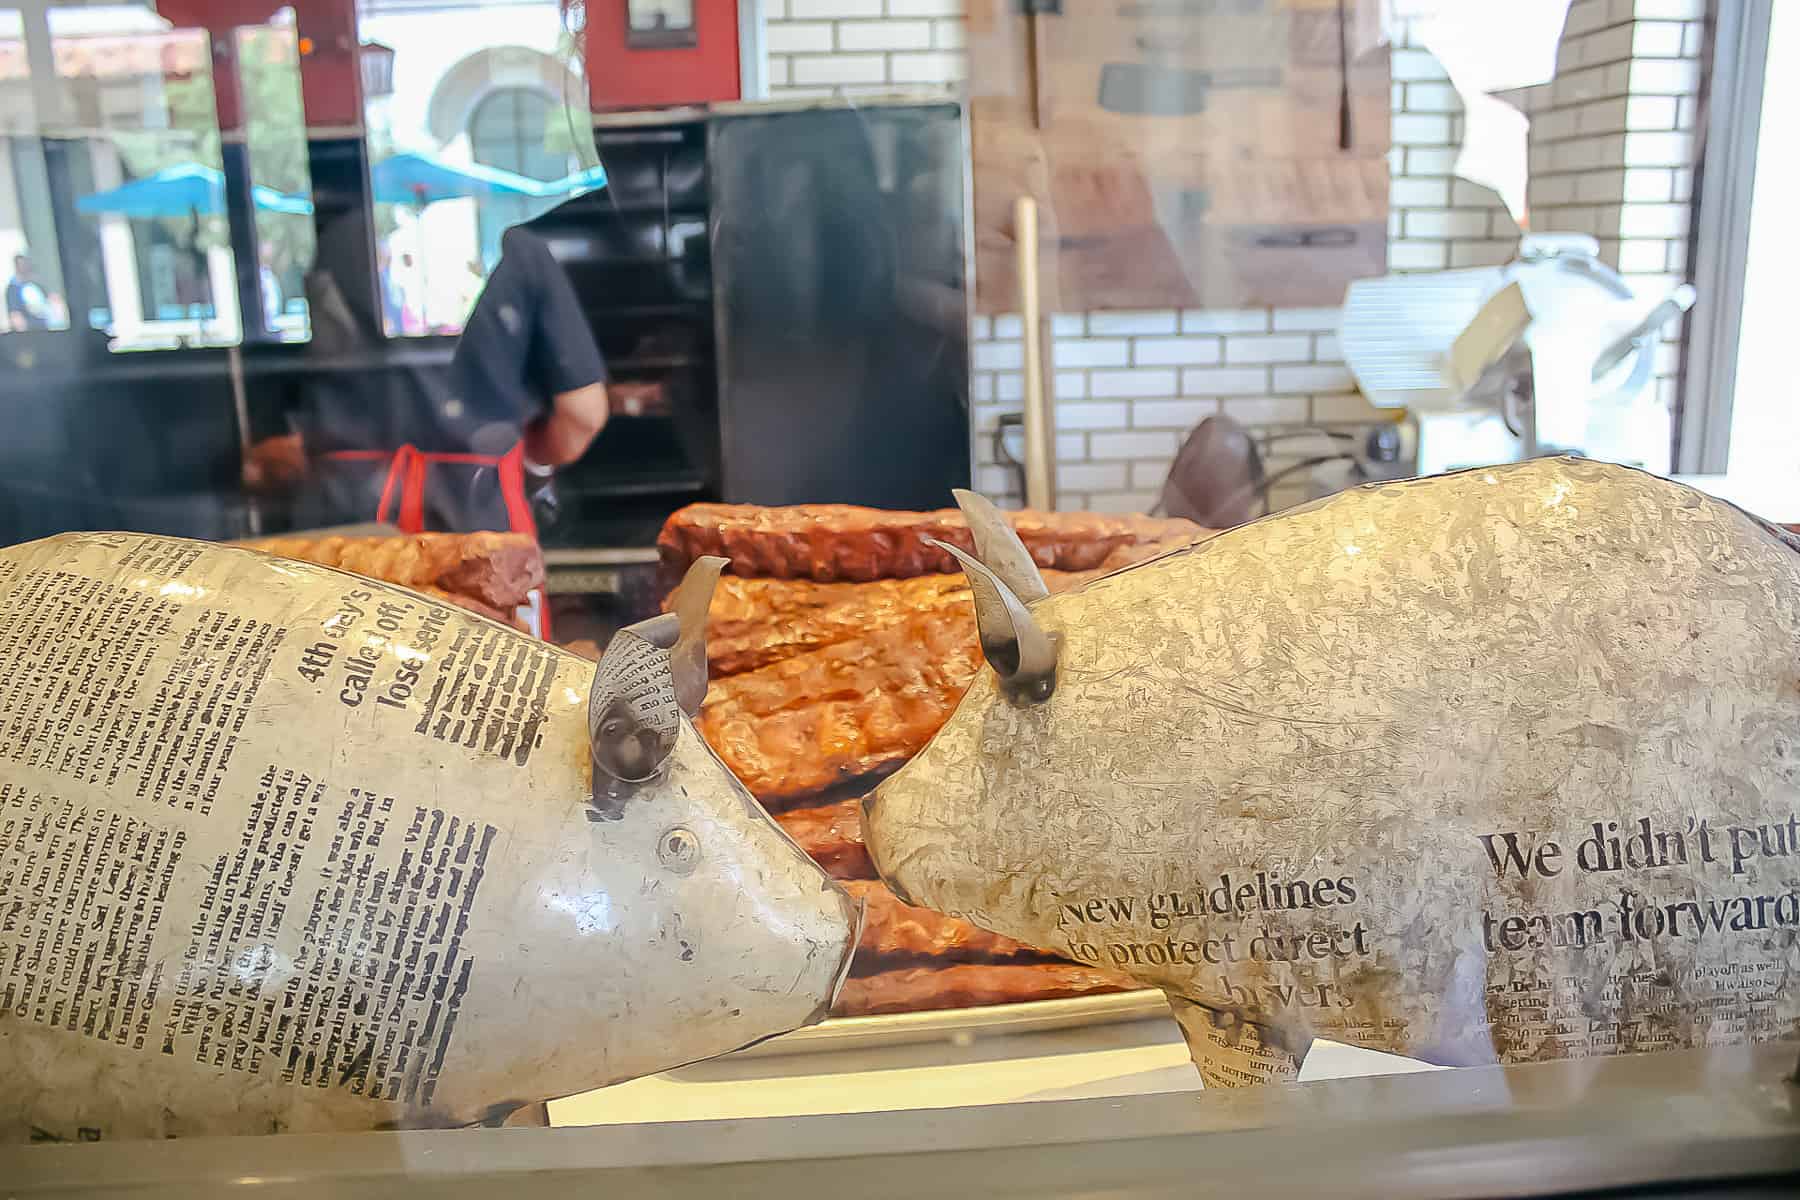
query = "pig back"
xmin=0 ymin=533 xmax=854 ymax=1141
xmin=868 ymin=458 xmax=1800 ymax=1073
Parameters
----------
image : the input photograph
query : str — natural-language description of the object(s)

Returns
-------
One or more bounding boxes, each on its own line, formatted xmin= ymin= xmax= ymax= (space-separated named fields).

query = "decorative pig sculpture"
xmin=863 ymin=459 xmax=1800 ymax=1086
xmin=0 ymin=534 xmax=858 ymax=1141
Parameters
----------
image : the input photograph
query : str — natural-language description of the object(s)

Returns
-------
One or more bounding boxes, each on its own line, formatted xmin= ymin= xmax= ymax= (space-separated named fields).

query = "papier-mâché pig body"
xmin=863 ymin=460 xmax=1800 ymax=1086
xmin=0 ymin=533 xmax=857 ymax=1141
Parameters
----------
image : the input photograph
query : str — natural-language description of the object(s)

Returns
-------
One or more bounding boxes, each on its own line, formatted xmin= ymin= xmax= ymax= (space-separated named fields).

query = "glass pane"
xmin=237 ymin=10 xmax=315 ymax=344
xmin=0 ymin=8 xmax=70 ymax=332
xmin=356 ymin=0 xmax=590 ymax=337
xmin=39 ymin=3 xmax=239 ymax=350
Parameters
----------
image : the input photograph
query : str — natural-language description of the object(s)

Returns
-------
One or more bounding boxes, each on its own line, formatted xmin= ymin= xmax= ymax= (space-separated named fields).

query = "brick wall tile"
xmin=836 ymin=18 xmax=933 ymax=50
xmin=1273 ymin=364 xmax=1356 ymax=393
xmin=1053 ymin=339 xmax=1130 ymax=368
xmin=1404 ymin=146 xmax=1457 ymax=175
xmin=1133 ymin=337 xmax=1223 ymax=366
xmin=1627 ymin=93 xmax=1677 ymax=129
xmin=1132 ymin=398 xmax=1216 ymax=429
xmin=1404 ymin=81 xmax=1461 ymax=113
xmin=1618 ymin=202 xmax=1689 ymax=238
xmin=787 ymin=0 xmax=882 ymax=15
xmin=1181 ymin=366 xmax=1271 ymax=396
xmin=1090 ymin=431 xmax=1180 ymax=460
xmin=1450 ymin=241 xmax=1517 ymax=268
xmin=1057 ymin=462 xmax=1129 ymax=491
xmin=973 ymin=341 xmax=1023 ymax=371
xmin=974 ymin=464 xmax=1015 ymax=494
xmin=1271 ymin=307 xmax=1341 ymax=332
xmin=992 ymin=314 xmax=1022 ymax=338
xmin=1632 ymin=20 xmax=1686 ymax=58
xmin=790 ymin=53 xmax=888 ymax=84
xmin=1391 ymin=48 xmax=1446 ymax=82
xmin=884 ymin=0 xmax=966 ymax=14
xmin=1224 ymin=334 xmax=1312 ymax=364
xmin=1633 ymin=0 xmax=1705 ymax=24
xmin=970 ymin=314 xmax=992 ymax=340
xmin=1088 ymin=310 xmax=1181 ymax=336
xmin=1617 ymin=238 xmax=1669 ymax=273
xmin=933 ymin=18 xmax=966 ymax=49
xmin=1050 ymin=313 xmax=1086 ymax=336
xmin=767 ymin=22 xmax=835 ymax=52
xmin=1620 ymin=166 xmax=1670 ymax=201
xmin=1393 ymin=113 xmax=1453 ymax=145
xmin=1056 ymin=433 xmax=1087 ymax=461
xmin=889 ymin=51 xmax=967 ymax=83
xmin=1055 ymin=401 xmax=1131 ymax=430
xmin=1389 ymin=240 xmax=1449 ymax=270
xmin=1219 ymin=396 xmax=1309 ymax=425
xmin=1055 ymin=371 xmax=1088 ymax=400
xmin=1089 ymin=368 xmax=1180 ymax=398
xmin=1405 ymin=208 xmax=1490 ymax=239
xmin=1181 ymin=309 xmax=1269 ymax=334
xmin=1314 ymin=332 xmax=1342 ymax=361
xmin=1563 ymin=0 xmax=1608 ymax=37
xmin=1131 ymin=460 xmax=1176 ymax=489
xmin=1391 ymin=177 xmax=1450 ymax=208
xmin=1629 ymin=58 xmax=1700 ymax=96
xmin=971 ymin=373 xmax=994 ymax=402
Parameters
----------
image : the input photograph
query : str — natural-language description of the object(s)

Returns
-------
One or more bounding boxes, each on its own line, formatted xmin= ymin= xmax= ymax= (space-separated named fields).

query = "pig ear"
xmin=951 ymin=488 xmax=1048 ymax=604
xmin=668 ymin=555 xmax=726 ymax=717
xmin=927 ymin=537 xmax=1059 ymax=704
xmin=590 ymin=613 xmax=682 ymax=783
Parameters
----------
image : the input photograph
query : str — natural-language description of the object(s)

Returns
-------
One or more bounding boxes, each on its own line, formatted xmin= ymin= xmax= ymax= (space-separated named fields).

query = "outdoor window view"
xmin=0 ymin=0 xmax=603 ymax=351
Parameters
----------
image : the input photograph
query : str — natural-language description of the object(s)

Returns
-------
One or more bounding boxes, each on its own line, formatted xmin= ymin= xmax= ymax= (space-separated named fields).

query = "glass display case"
xmin=2 ymin=1 xmax=1799 ymax=1195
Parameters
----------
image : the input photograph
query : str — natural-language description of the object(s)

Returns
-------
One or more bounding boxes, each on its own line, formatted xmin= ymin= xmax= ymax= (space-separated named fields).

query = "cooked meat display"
xmin=844 ymin=880 xmax=1051 ymax=965
xmin=239 ymin=531 xmax=544 ymax=610
xmin=637 ymin=501 xmax=1204 ymax=1018
xmin=692 ymin=574 xmax=975 ymax=676
xmin=683 ymin=530 xmax=1213 ymax=678
xmin=696 ymin=609 xmax=982 ymax=803
xmin=775 ymin=799 xmax=876 ymax=880
xmin=659 ymin=502 xmax=1201 ymax=582
xmin=832 ymin=964 xmax=1134 ymax=1017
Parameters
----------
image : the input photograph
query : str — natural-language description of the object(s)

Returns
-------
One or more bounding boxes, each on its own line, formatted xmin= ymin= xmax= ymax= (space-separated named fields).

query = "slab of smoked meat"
xmin=695 ymin=608 xmax=983 ymax=804
xmin=690 ymin=530 xmax=1212 ymax=677
xmin=238 ymin=531 xmax=544 ymax=610
xmin=832 ymin=964 xmax=1135 ymax=1017
xmin=775 ymin=799 xmax=876 ymax=879
xmin=659 ymin=502 xmax=1202 ymax=582
xmin=843 ymin=880 xmax=1055 ymax=966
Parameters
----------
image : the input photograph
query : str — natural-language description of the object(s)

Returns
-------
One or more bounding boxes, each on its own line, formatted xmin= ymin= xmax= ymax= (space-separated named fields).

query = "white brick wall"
xmin=765 ymin=0 xmax=968 ymax=97
xmin=758 ymin=0 xmax=1701 ymax=509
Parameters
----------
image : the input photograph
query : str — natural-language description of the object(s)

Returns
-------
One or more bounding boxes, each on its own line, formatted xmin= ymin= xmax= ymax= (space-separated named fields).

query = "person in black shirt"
xmin=245 ymin=219 xmax=609 ymax=535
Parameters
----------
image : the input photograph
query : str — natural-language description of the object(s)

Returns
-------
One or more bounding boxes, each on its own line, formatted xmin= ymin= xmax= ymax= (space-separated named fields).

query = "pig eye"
xmin=601 ymin=717 xmax=625 ymax=737
xmin=658 ymin=826 xmax=701 ymax=875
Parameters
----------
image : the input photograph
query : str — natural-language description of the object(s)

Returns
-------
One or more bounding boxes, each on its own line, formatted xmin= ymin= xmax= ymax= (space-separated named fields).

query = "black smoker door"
xmin=708 ymin=102 xmax=971 ymax=508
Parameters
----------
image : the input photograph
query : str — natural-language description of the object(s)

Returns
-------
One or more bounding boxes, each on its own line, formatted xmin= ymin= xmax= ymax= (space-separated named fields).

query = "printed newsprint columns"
xmin=0 ymin=534 xmax=857 ymax=1141
xmin=865 ymin=458 xmax=1800 ymax=1085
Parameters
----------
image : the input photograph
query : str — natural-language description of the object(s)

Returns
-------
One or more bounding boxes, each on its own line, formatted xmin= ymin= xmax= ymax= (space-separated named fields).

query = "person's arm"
xmin=521 ymin=382 xmax=609 ymax=469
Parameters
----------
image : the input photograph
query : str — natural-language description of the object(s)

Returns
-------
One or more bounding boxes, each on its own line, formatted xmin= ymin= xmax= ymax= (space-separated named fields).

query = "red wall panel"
xmin=584 ymin=0 xmax=740 ymax=110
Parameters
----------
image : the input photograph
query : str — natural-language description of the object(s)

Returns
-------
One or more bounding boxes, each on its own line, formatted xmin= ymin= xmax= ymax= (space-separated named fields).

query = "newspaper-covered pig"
xmin=862 ymin=461 xmax=1800 ymax=1087
xmin=0 ymin=534 xmax=858 ymax=1141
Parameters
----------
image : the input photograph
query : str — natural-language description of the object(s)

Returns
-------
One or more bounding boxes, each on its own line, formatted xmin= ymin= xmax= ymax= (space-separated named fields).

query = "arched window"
xmin=468 ymin=87 xmax=567 ymax=269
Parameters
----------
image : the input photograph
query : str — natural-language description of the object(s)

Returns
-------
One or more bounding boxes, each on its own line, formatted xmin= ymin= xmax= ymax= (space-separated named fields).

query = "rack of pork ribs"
xmin=646 ymin=501 xmax=1212 ymax=1017
xmin=236 ymin=532 xmax=542 ymax=631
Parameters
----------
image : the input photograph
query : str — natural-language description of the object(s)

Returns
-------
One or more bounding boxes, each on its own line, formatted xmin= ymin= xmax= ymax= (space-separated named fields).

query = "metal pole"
xmin=1014 ymin=195 xmax=1055 ymax=510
